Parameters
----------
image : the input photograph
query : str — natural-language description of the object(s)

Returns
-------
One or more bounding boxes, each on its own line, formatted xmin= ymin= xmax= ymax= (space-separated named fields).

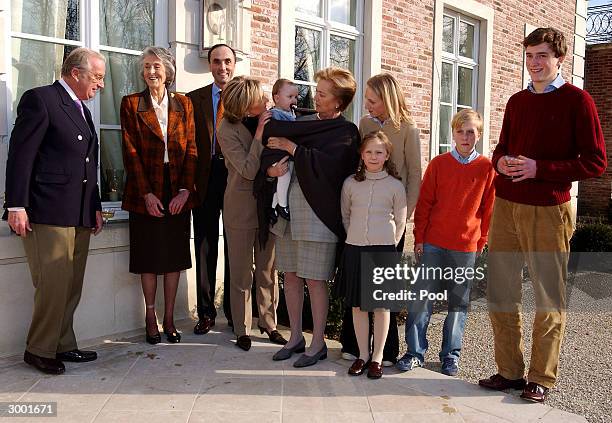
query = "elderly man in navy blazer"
xmin=3 ymin=47 xmax=105 ymax=374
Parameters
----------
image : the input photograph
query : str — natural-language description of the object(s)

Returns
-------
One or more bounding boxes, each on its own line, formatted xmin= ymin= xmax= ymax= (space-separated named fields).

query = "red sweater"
xmin=492 ymin=83 xmax=606 ymax=206
xmin=414 ymin=154 xmax=496 ymax=252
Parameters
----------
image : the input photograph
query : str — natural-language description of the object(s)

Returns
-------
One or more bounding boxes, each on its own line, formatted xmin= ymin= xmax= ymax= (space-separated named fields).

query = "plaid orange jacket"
xmin=120 ymin=89 xmax=198 ymax=214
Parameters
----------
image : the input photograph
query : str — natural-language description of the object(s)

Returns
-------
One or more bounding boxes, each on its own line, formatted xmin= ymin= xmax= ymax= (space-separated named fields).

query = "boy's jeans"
xmin=404 ymin=243 xmax=476 ymax=362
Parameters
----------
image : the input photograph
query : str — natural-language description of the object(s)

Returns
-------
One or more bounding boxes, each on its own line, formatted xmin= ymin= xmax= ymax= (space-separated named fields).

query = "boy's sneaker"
xmin=396 ymin=354 xmax=422 ymax=372
xmin=342 ymin=352 xmax=357 ymax=361
xmin=441 ymin=357 xmax=459 ymax=376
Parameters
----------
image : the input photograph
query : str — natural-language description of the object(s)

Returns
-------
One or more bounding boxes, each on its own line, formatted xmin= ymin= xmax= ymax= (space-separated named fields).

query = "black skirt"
xmin=129 ymin=164 xmax=192 ymax=274
xmin=333 ymin=243 xmax=396 ymax=308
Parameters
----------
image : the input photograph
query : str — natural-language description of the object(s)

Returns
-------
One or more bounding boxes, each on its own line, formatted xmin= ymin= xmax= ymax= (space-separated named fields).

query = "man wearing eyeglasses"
xmin=3 ymin=47 xmax=106 ymax=375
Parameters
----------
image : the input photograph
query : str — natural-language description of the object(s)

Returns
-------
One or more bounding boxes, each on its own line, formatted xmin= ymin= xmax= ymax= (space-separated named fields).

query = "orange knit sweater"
xmin=413 ymin=153 xmax=496 ymax=252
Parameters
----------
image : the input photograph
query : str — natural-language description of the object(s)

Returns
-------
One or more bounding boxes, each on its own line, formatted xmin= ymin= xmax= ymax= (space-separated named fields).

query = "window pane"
xmin=12 ymin=0 xmax=80 ymax=40
xmin=441 ymin=62 xmax=453 ymax=104
xmin=330 ymin=0 xmax=356 ymax=26
xmin=442 ymin=15 xmax=454 ymax=54
xmin=457 ymin=66 xmax=474 ymax=106
xmin=100 ymin=0 xmax=154 ymax=51
xmin=294 ymin=27 xmax=321 ymax=82
xmin=330 ymin=35 xmax=355 ymax=73
xmin=296 ymin=84 xmax=315 ymax=110
xmin=459 ymin=21 xmax=475 ymax=59
xmin=11 ymin=38 xmax=77 ymax=112
xmin=100 ymin=51 xmax=145 ymax=125
xmin=296 ymin=1 xmax=321 ymax=17
xmin=439 ymin=104 xmax=452 ymax=153
xmin=100 ymin=130 xmax=125 ymax=202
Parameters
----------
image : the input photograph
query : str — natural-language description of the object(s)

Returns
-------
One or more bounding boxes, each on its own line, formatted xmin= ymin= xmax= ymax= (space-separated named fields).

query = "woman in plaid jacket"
xmin=120 ymin=46 xmax=197 ymax=345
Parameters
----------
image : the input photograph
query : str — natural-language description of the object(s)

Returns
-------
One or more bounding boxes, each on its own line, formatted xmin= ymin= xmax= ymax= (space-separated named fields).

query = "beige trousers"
xmin=225 ymin=228 xmax=277 ymax=337
xmin=22 ymin=224 xmax=91 ymax=358
xmin=487 ymin=197 xmax=574 ymax=388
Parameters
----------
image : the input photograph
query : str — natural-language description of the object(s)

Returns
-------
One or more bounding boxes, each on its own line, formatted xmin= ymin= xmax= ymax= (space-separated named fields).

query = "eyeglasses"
xmin=79 ymin=68 xmax=105 ymax=83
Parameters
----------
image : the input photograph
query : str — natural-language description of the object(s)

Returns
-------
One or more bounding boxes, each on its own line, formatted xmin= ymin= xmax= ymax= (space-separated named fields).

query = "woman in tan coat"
xmin=340 ymin=72 xmax=422 ymax=366
xmin=217 ymin=76 xmax=286 ymax=351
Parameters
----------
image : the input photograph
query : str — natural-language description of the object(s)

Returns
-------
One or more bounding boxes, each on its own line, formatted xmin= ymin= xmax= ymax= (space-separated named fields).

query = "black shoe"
xmin=258 ymin=326 xmax=288 ymax=345
xmin=24 ymin=351 xmax=65 ymax=375
xmin=275 ymin=205 xmax=290 ymax=221
xmin=194 ymin=316 xmax=215 ymax=335
xmin=163 ymin=326 xmax=181 ymax=343
xmin=236 ymin=335 xmax=251 ymax=351
xmin=56 ymin=349 xmax=97 ymax=362
xmin=146 ymin=331 xmax=162 ymax=345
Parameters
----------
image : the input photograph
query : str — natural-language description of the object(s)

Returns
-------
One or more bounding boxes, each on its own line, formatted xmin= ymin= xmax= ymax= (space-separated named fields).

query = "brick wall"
xmin=249 ymin=0 xmax=281 ymax=93
xmin=249 ymin=0 xmax=576 ymax=165
xmin=579 ymin=43 xmax=612 ymax=219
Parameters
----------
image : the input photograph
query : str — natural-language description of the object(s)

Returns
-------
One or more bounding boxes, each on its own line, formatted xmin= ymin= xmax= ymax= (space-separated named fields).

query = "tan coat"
xmin=216 ymin=117 xmax=277 ymax=337
xmin=359 ymin=117 xmax=422 ymax=218
xmin=216 ymin=118 xmax=264 ymax=230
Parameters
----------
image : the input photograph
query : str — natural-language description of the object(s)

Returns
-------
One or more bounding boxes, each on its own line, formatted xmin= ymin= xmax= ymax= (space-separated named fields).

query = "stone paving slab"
xmin=0 ymin=321 xmax=587 ymax=423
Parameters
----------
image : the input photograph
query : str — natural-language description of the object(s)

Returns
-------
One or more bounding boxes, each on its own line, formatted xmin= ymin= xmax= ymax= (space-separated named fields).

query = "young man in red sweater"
xmin=479 ymin=27 xmax=606 ymax=403
xmin=397 ymin=109 xmax=495 ymax=376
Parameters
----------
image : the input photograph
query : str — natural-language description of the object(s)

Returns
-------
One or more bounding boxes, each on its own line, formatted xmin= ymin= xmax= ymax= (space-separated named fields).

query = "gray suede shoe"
xmin=272 ymin=337 xmax=306 ymax=361
xmin=293 ymin=344 xmax=328 ymax=368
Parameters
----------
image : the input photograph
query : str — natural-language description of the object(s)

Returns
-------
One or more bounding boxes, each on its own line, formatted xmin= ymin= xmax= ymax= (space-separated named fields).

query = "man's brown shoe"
xmin=193 ymin=317 xmax=214 ymax=334
xmin=24 ymin=351 xmax=65 ymax=375
xmin=478 ymin=373 xmax=526 ymax=391
xmin=520 ymin=382 xmax=549 ymax=403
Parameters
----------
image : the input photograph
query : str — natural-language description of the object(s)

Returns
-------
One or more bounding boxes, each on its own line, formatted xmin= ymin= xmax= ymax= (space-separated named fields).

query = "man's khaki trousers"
xmin=22 ymin=224 xmax=91 ymax=358
xmin=487 ymin=197 xmax=574 ymax=388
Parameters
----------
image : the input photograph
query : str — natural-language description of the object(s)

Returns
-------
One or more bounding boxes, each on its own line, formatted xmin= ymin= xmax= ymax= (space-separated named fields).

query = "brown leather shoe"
xmin=520 ymin=382 xmax=549 ymax=403
xmin=367 ymin=361 xmax=383 ymax=379
xmin=193 ymin=316 xmax=215 ymax=335
xmin=348 ymin=358 xmax=368 ymax=376
xmin=24 ymin=351 xmax=65 ymax=375
xmin=478 ymin=373 xmax=527 ymax=391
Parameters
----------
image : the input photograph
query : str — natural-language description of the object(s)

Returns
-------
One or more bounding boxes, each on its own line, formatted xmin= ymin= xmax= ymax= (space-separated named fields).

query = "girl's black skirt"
xmin=333 ymin=243 xmax=396 ymax=308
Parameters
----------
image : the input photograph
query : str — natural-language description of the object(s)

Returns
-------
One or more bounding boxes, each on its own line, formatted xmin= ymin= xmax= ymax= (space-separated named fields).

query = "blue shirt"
xmin=270 ymin=107 xmax=296 ymax=121
xmin=212 ymin=83 xmax=222 ymax=156
xmin=527 ymin=73 xmax=565 ymax=94
xmin=451 ymin=148 xmax=480 ymax=164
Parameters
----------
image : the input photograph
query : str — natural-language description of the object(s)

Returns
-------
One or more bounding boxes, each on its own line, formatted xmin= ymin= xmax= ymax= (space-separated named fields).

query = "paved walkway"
xmin=0 ymin=322 xmax=587 ymax=423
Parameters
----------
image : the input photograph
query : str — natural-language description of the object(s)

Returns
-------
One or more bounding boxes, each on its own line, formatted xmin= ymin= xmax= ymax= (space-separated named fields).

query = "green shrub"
xmin=570 ymin=222 xmax=612 ymax=252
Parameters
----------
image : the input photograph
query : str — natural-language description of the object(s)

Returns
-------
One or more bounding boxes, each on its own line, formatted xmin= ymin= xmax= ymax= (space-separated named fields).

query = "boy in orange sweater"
xmin=397 ymin=109 xmax=495 ymax=376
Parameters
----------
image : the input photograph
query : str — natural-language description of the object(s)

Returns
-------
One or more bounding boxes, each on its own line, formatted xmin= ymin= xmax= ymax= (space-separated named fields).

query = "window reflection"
xmin=330 ymin=0 xmax=356 ymax=25
xmin=12 ymin=0 xmax=80 ymax=40
xmin=294 ymin=27 xmax=321 ymax=82
xmin=99 ymin=0 xmax=155 ymax=51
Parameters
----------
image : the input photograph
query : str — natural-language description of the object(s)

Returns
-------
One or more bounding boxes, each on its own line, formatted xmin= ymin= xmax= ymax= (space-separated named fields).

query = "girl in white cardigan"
xmin=334 ymin=131 xmax=407 ymax=379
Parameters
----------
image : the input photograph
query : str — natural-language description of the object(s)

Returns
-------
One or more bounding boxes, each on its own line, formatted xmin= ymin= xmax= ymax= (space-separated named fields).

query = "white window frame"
xmin=279 ymin=0 xmax=364 ymax=122
xmin=438 ymin=10 xmax=480 ymax=154
xmin=431 ymin=0 xmax=494 ymax=159
xmin=5 ymin=0 xmax=168 ymax=219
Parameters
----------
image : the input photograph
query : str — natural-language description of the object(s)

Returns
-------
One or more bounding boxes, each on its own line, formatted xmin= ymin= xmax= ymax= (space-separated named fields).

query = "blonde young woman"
xmin=340 ymin=72 xmax=422 ymax=366
xmin=216 ymin=76 xmax=286 ymax=351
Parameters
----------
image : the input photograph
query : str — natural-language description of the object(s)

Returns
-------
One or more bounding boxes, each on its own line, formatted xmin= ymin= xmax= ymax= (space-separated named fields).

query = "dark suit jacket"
xmin=3 ymin=81 xmax=101 ymax=227
xmin=120 ymin=89 xmax=198 ymax=215
xmin=185 ymin=84 xmax=214 ymax=202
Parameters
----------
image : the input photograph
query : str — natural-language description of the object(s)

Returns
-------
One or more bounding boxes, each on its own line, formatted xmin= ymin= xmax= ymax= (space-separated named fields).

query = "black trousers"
xmin=192 ymin=156 xmax=231 ymax=321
